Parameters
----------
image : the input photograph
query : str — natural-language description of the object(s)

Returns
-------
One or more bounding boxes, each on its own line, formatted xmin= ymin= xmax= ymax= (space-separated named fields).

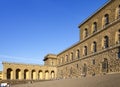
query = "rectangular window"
xmin=118 ymin=47 xmax=120 ymax=58
xmin=92 ymin=60 xmax=95 ymax=65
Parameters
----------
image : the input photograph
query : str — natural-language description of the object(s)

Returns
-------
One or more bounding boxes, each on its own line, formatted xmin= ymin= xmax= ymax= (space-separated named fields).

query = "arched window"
xmin=82 ymin=64 xmax=87 ymax=77
xmin=102 ymin=58 xmax=108 ymax=73
xmin=93 ymin=22 xmax=97 ymax=33
xmin=65 ymin=55 xmax=68 ymax=62
xmin=84 ymin=46 xmax=87 ymax=56
xmin=103 ymin=14 xmax=109 ymax=26
xmin=116 ymin=29 xmax=120 ymax=44
xmin=70 ymin=52 xmax=74 ymax=61
xmin=93 ymin=41 xmax=97 ymax=52
xmin=84 ymin=28 xmax=88 ymax=38
xmin=76 ymin=49 xmax=80 ymax=58
xmin=119 ymin=5 xmax=120 ymax=18
xmin=103 ymin=36 xmax=109 ymax=48
xmin=115 ymin=5 xmax=120 ymax=19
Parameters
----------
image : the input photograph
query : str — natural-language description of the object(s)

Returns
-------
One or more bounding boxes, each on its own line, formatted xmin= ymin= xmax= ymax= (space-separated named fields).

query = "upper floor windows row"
xmin=59 ymin=29 xmax=120 ymax=65
xmin=83 ymin=5 xmax=120 ymax=39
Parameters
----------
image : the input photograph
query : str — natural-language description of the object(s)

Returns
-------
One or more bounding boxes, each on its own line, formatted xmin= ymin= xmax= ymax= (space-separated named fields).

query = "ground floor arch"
xmin=38 ymin=70 xmax=43 ymax=80
xmin=16 ymin=69 xmax=21 ymax=80
xmin=31 ymin=70 xmax=36 ymax=80
xmin=51 ymin=71 xmax=55 ymax=79
xmin=24 ymin=69 xmax=29 ymax=80
xmin=7 ymin=68 xmax=13 ymax=80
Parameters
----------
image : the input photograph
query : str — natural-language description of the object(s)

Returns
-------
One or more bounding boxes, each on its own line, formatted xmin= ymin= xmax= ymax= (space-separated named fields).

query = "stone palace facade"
xmin=2 ymin=0 xmax=120 ymax=80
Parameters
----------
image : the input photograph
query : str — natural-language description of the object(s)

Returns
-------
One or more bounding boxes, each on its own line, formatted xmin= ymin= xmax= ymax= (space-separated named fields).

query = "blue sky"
xmin=0 ymin=0 xmax=108 ymax=70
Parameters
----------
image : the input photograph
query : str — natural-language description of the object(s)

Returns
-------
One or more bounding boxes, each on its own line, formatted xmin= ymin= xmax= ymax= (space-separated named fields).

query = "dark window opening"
xmin=93 ymin=42 xmax=97 ymax=52
xmin=77 ymin=64 xmax=79 ymax=69
xmin=104 ymin=36 xmax=109 ymax=48
xmin=71 ymin=53 xmax=74 ymax=61
xmin=77 ymin=50 xmax=80 ymax=58
xmin=92 ymin=59 xmax=95 ymax=65
xmin=93 ymin=22 xmax=97 ymax=33
xmin=119 ymin=5 xmax=120 ymax=17
xmin=84 ymin=46 xmax=87 ymax=56
xmin=118 ymin=47 xmax=120 ymax=58
xmin=104 ymin=14 xmax=109 ymax=26
xmin=118 ymin=30 xmax=120 ymax=43
xmin=84 ymin=28 xmax=88 ymax=38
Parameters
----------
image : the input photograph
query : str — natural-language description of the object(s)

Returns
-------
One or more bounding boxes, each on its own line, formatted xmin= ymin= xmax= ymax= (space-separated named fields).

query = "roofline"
xmin=78 ymin=0 xmax=112 ymax=28
xmin=57 ymin=0 xmax=113 ymax=56
xmin=57 ymin=41 xmax=80 ymax=56
xmin=43 ymin=54 xmax=57 ymax=61
xmin=2 ymin=61 xmax=43 ymax=66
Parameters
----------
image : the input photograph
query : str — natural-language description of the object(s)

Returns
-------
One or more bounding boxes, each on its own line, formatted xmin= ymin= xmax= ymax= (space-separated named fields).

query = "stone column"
xmin=12 ymin=69 xmax=15 ymax=80
xmin=29 ymin=70 xmax=31 ymax=80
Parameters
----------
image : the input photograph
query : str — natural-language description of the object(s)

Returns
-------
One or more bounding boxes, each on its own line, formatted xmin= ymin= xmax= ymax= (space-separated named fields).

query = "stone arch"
xmin=31 ymin=70 xmax=36 ymax=80
xmin=24 ymin=69 xmax=29 ymax=80
xmin=16 ymin=69 xmax=21 ymax=80
xmin=51 ymin=71 xmax=55 ymax=79
xmin=7 ymin=68 xmax=13 ymax=80
xmin=38 ymin=70 xmax=43 ymax=80
xmin=45 ymin=70 xmax=49 ymax=80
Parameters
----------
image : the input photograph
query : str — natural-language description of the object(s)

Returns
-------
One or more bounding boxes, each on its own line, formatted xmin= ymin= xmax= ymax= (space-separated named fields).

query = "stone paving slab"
xmin=12 ymin=73 xmax=120 ymax=87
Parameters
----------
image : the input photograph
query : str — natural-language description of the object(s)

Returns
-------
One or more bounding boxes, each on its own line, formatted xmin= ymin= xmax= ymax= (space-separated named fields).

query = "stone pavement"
xmin=12 ymin=73 xmax=120 ymax=87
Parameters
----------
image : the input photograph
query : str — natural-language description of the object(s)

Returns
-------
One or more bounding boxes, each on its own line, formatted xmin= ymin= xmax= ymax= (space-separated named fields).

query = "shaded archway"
xmin=38 ymin=70 xmax=43 ymax=80
xmin=24 ymin=69 xmax=29 ymax=80
xmin=16 ymin=69 xmax=21 ymax=80
xmin=51 ymin=71 xmax=55 ymax=79
xmin=7 ymin=68 xmax=13 ymax=80
xmin=31 ymin=70 xmax=36 ymax=80
xmin=45 ymin=70 xmax=49 ymax=80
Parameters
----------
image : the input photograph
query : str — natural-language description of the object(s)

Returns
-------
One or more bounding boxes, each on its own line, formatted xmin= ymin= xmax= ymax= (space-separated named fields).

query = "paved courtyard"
xmin=12 ymin=73 xmax=120 ymax=87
